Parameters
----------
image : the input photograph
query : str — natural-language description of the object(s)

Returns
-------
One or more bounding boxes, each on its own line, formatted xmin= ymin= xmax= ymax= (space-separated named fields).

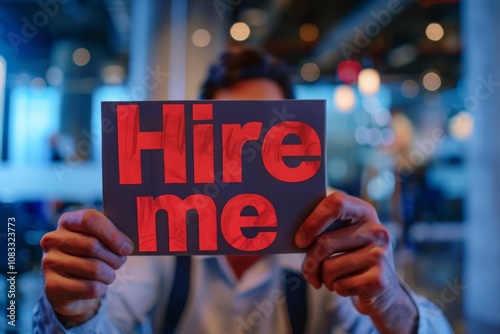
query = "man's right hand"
xmin=40 ymin=209 xmax=134 ymax=327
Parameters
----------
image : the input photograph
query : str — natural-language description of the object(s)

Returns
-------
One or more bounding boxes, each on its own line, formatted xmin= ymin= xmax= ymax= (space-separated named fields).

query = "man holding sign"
xmin=34 ymin=49 xmax=452 ymax=333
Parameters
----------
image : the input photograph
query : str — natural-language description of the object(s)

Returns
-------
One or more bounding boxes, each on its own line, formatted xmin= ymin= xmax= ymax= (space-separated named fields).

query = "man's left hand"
xmin=295 ymin=192 xmax=417 ymax=333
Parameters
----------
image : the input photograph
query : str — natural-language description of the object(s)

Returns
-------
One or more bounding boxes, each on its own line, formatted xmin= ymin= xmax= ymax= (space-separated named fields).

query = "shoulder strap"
xmin=163 ymin=256 xmax=191 ymax=334
xmin=283 ymin=270 xmax=308 ymax=334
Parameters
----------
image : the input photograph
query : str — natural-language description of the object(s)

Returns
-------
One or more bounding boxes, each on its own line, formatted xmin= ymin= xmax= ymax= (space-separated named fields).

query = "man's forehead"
xmin=213 ymin=78 xmax=285 ymax=100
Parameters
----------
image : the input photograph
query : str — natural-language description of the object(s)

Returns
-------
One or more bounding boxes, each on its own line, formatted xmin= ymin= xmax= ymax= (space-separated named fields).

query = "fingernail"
xmin=120 ymin=240 xmax=134 ymax=255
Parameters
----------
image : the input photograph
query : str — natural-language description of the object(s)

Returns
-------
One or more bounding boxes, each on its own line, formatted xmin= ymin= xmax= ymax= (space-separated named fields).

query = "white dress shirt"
xmin=33 ymin=254 xmax=453 ymax=334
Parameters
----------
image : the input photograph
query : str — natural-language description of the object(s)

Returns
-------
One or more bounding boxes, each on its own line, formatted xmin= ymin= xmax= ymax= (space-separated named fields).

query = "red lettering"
xmin=221 ymin=194 xmax=277 ymax=251
xmin=136 ymin=194 xmax=217 ymax=252
xmin=117 ymin=104 xmax=186 ymax=184
xmin=192 ymin=103 xmax=213 ymax=121
xmin=193 ymin=104 xmax=214 ymax=183
xmin=262 ymin=121 xmax=321 ymax=182
xmin=222 ymin=122 xmax=262 ymax=182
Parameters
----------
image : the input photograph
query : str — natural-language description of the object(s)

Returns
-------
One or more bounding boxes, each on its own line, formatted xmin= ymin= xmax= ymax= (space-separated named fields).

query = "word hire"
xmin=101 ymin=100 xmax=326 ymax=255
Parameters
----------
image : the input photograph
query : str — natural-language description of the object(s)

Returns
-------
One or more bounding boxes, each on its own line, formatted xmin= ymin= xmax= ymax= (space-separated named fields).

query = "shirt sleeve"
xmin=32 ymin=294 xmax=120 ymax=334
xmin=317 ymin=280 xmax=454 ymax=334
xmin=400 ymin=282 xmax=454 ymax=334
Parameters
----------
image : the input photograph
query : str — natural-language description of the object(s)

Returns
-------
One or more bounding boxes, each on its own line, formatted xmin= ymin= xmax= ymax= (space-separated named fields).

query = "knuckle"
xmin=81 ymin=209 xmax=99 ymax=228
xmin=369 ymin=247 xmax=388 ymax=262
xmin=302 ymin=255 xmax=320 ymax=275
xmin=86 ymin=238 xmax=102 ymax=257
xmin=364 ymin=203 xmax=378 ymax=219
xmin=327 ymin=192 xmax=344 ymax=210
xmin=57 ymin=212 xmax=71 ymax=227
xmin=40 ymin=232 xmax=56 ymax=252
xmin=41 ymin=253 xmax=56 ymax=270
xmin=316 ymin=234 xmax=332 ymax=250
xmin=371 ymin=226 xmax=391 ymax=247
xmin=87 ymin=260 xmax=101 ymax=276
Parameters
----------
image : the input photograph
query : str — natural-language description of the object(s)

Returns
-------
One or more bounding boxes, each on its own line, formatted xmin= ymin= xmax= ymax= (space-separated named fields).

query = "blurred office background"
xmin=0 ymin=0 xmax=499 ymax=333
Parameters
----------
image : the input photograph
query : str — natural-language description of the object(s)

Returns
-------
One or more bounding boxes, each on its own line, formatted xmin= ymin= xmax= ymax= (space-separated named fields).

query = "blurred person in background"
xmin=33 ymin=48 xmax=453 ymax=334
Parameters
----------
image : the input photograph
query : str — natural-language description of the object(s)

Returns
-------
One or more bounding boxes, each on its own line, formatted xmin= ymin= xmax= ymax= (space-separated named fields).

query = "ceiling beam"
xmin=312 ymin=0 xmax=417 ymax=71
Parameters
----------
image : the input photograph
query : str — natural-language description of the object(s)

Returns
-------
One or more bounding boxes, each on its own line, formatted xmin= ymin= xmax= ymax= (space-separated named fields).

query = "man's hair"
xmin=199 ymin=48 xmax=295 ymax=99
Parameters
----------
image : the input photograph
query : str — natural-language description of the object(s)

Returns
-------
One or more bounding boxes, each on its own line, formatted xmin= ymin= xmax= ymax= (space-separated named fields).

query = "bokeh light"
xmin=368 ymin=127 xmax=382 ymax=146
xmin=191 ymin=29 xmax=211 ymax=47
xmin=46 ymin=66 xmax=64 ymax=86
xmin=372 ymin=108 xmax=392 ymax=127
xmin=334 ymin=85 xmax=356 ymax=112
xmin=381 ymin=128 xmax=396 ymax=146
xmin=338 ymin=60 xmax=362 ymax=84
xmin=367 ymin=171 xmax=395 ymax=201
xmin=449 ymin=111 xmax=474 ymax=140
xmin=102 ymin=64 xmax=125 ymax=85
xmin=30 ymin=77 xmax=46 ymax=88
xmin=73 ymin=48 xmax=91 ymax=66
xmin=300 ymin=62 xmax=320 ymax=82
xmin=355 ymin=126 xmax=368 ymax=145
xmin=426 ymin=23 xmax=444 ymax=42
xmin=299 ymin=23 xmax=319 ymax=42
xmin=401 ymin=79 xmax=420 ymax=98
xmin=30 ymin=77 xmax=47 ymax=95
xmin=230 ymin=22 xmax=251 ymax=41
xmin=358 ymin=68 xmax=381 ymax=95
xmin=423 ymin=71 xmax=442 ymax=91
xmin=15 ymin=73 xmax=31 ymax=86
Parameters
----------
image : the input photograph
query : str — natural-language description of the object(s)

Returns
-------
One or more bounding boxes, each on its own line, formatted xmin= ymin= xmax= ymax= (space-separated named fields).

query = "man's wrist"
xmin=370 ymin=286 xmax=418 ymax=334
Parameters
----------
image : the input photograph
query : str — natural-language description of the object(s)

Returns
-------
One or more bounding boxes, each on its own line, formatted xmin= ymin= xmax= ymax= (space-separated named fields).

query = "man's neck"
xmin=225 ymin=255 xmax=265 ymax=280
